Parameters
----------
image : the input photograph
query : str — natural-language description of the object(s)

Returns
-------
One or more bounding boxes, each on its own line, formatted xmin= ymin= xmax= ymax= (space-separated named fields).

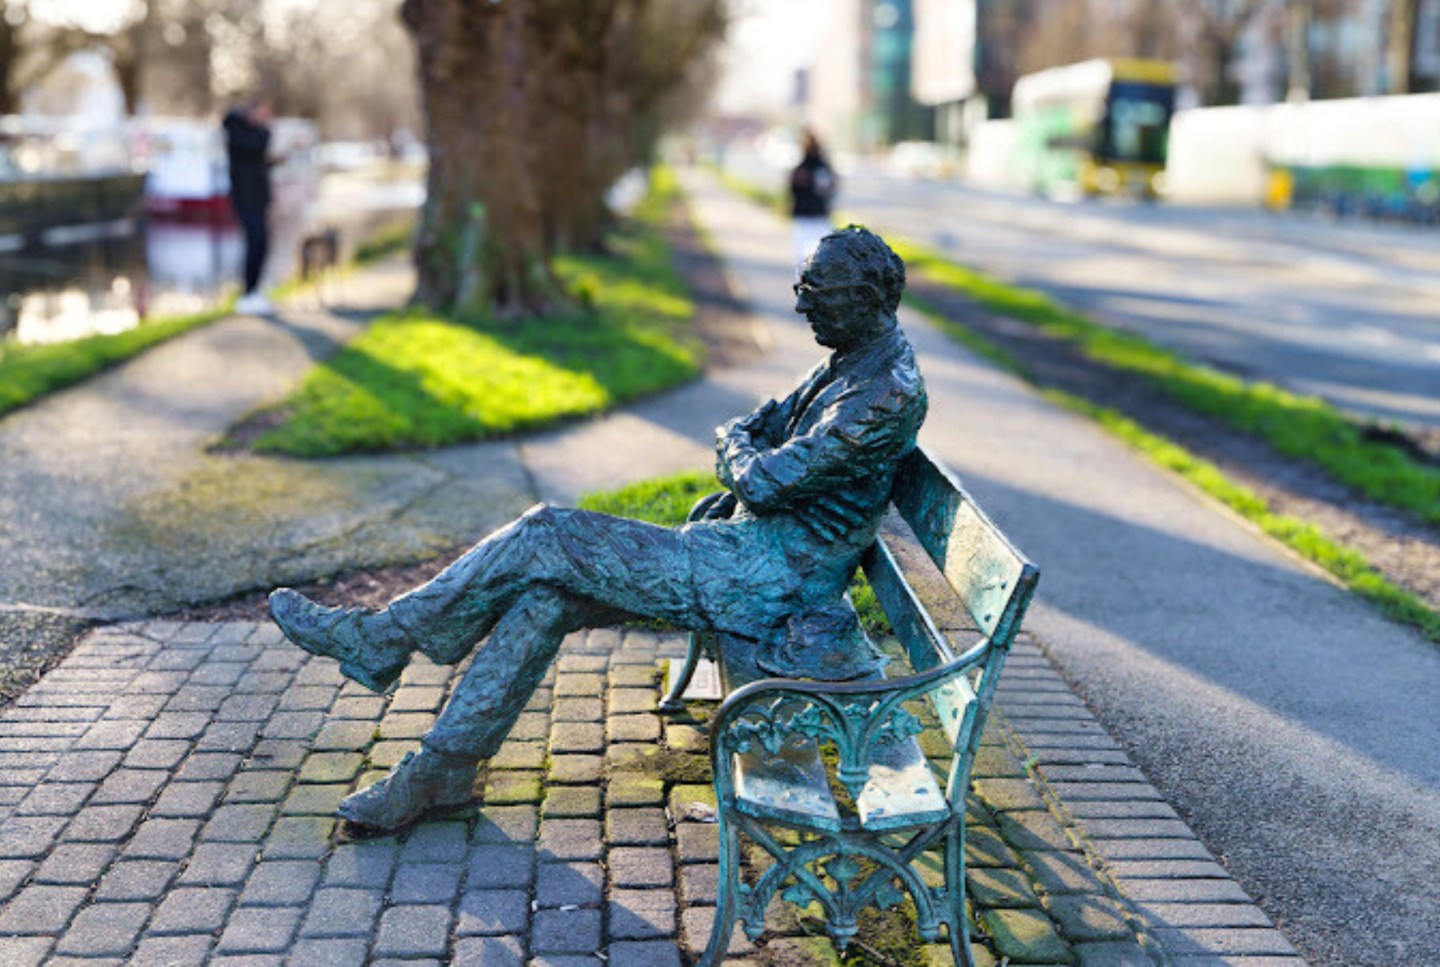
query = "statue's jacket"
xmin=685 ymin=323 xmax=927 ymax=673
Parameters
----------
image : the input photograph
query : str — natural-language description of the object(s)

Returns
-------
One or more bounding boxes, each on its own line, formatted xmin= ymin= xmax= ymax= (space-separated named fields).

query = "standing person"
xmin=223 ymin=97 xmax=276 ymax=315
xmin=790 ymin=129 xmax=837 ymax=270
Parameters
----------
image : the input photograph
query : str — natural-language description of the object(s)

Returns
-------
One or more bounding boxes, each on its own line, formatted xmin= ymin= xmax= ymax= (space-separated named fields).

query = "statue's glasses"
xmin=793 ymin=280 xmax=874 ymax=299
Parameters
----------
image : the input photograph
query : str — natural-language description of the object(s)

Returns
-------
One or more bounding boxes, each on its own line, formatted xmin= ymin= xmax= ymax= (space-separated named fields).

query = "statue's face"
xmin=793 ymin=245 xmax=878 ymax=350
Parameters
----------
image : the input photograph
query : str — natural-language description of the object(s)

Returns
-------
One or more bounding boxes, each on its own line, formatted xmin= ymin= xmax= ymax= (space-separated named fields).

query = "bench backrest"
xmin=861 ymin=445 xmax=1039 ymax=802
xmin=890 ymin=446 xmax=1037 ymax=648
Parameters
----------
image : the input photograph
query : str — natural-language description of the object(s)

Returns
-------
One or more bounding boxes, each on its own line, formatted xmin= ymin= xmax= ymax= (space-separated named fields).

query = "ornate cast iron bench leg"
xmin=948 ymin=821 xmax=973 ymax=966
xmin=658 ymin=631 xmax=705 ymax=713
xmin=695 ymin=803 xmax=743 ymax=966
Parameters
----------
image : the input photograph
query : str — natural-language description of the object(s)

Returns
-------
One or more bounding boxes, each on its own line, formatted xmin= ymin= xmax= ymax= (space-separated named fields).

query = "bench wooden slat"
xmin=856 ymin=737 xmax=950 ymax=832
xmin=866 ymin=512 xmax=979 ymax=664
xmin=891 ymin=448 xmax=1030 ymax=641
xmin=734 ymin=732 xmax=951 ymax=834
xmin=734 ymin=739 xmax=842 ymax=831
xmin=863 ymin=519 xmax=978 ymax=749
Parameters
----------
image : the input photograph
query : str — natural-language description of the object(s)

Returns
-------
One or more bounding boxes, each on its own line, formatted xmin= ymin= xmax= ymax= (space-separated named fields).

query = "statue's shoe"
xmin=268 ymin=588 xmax=411 ymax=693
xmin=337 ymin=749 xmax=478 ymax=831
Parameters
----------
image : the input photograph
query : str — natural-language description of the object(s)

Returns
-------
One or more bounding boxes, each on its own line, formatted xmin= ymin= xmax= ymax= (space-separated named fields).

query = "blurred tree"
xmin=400 ymin=0 xmax=728 ymax=317
xmin=0 ymin=0 xmax=90 ymax=114
xmin=103 ymin=1 xmax=153 ymax=115
xmin=1015 ymin=0 xmax=1182 ymax=81
xmin=1175 ymin=0 xmax=1265 ymax=104
xmin=4 ymin=0 xmax=417 ymax=134
xmin=142 ymin=3 xmax=218 ymax=116
xmin=1006 ymin=0 xmax=1393 ymax=107
xmin=1387 ymin=0 xmax=1420 ymax=92
xmin=1285 ymin=0 xmax=1312 ymax=101
xmin=1013 ymin=0 xmax=1275 ymax=106
xmin=249 ymin=0 xmax=418 ymax=141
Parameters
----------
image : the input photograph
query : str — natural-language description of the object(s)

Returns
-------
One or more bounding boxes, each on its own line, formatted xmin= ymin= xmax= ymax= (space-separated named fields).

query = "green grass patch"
xmin=903 ymin=298 xmax=1440 ymax=644
xmin=0 ymin=305 xmax=231 ymax=419
xmin=707 ymin=162 xmax=786 ymax=214
xmin=894 ymin=239 xmax=1440 ymax=526
xmin=249 ymin=168 xmax=704 ymax=456
xmin=577 ymin=469 xmax=720 ymax=524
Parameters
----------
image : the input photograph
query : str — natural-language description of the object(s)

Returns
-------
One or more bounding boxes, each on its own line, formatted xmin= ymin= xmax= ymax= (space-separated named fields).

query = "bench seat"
xmin=733 ymin=721 xmax=950 ymax=834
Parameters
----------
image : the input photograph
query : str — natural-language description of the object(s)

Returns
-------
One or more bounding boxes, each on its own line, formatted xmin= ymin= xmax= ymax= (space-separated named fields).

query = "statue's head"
xmin=794 ymin=226 xmax=905 ymax=351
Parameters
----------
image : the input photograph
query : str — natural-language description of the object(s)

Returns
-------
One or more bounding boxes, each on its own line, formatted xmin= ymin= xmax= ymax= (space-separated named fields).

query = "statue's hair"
xmin=818 ymin=225 xmax=906 ymax=313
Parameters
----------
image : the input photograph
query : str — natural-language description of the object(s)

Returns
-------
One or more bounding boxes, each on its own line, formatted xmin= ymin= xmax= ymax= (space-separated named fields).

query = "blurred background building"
xmin=798 ymin=0 xmax=1440 ymax=149
xmin=714 ymin=0 xmax=1439 ymax=214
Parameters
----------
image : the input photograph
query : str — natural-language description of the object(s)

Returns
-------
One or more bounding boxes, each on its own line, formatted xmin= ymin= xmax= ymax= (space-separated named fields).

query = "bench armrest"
xmin=710 ymin=641 xmax=994 ymax=802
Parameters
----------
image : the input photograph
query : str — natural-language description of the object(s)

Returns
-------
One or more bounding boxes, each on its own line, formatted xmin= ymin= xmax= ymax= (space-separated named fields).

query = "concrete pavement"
xmin=0 ymin=172 xmax=1324 ymax=964
xmin=0 ymin=259 xmax=535 ymax=697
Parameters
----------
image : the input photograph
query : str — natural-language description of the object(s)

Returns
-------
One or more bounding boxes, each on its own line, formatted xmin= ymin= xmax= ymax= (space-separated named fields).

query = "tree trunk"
xmin=532 ymin=7 xmax=610 ymax=254
xmin=399 ymin=0 xmax=727 ymax=314
xmin=401 ymin=0 xmax=559 ymax=317
xmin=1285 ymin=0 xmax=1312 ymax=102
xmin=1388 ymin=0 xmax=1420 ymax=93
xmin=113 ymin=40 xmax=142 ymax=115
xmin=0 ymin=10 xmax=20 ymax=116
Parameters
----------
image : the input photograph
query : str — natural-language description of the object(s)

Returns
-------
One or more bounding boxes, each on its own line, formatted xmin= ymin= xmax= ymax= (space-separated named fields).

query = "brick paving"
xmin=0 ymin=620 xmax=1300 ymax=965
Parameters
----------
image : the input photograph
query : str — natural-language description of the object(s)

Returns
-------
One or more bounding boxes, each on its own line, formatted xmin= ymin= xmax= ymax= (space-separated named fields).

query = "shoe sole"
xmin=336 ymin=794 xmax=476 ymax=832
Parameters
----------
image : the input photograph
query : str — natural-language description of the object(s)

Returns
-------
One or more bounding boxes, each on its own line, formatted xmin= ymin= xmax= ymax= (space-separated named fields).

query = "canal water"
xmin=1 ymin=171 xmax=421 ymax=346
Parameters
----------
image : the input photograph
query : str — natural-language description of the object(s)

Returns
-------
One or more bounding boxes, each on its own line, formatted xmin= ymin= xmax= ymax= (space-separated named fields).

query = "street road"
xmin=738 ymin=153 xmax=1440 ymax=433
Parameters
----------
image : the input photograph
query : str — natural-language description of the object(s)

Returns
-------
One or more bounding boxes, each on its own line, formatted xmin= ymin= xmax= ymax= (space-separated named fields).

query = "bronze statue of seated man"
xmin=268 ymin=225 xmax=928 ymax=832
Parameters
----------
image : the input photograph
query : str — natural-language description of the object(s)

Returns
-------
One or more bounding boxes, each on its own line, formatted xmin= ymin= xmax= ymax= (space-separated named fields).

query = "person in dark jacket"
xmin=790 ymin=129 xmax=837 ymax=270
xmin=223 ymin=98 xmax=276 ymax=314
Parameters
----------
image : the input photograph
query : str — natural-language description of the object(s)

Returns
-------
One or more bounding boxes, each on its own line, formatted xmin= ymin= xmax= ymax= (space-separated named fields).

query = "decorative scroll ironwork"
xmin=723 ymin=693 xmax=928 ymax=798
xmin=731 ymin=816 xmax=959 ymax=951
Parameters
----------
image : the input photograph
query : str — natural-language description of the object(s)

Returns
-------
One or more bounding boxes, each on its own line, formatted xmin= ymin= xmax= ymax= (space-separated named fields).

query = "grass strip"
xmin=0 ymin=209 xmax=425 ymax=421
xmin=249 ymin=167 xmax=704 ymax=456
xmin=576 ymin=468 xmax=720 ymax=524
xmin=906 ymin=297 xmax=1440 ymax=644
xmin=706 ymin=162 xmax=786 ymax=214
xmin=893 ymin=239 xmax=1440 ymax=526
xmin=0 ymin=305 xmax=230 ymax=419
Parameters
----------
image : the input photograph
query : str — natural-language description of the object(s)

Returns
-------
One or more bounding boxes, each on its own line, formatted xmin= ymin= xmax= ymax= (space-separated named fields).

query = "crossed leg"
xmin=335 ymin=585 xmax=612 ymax=829
xmin=270 ymin=504 xmax=710 ymax=829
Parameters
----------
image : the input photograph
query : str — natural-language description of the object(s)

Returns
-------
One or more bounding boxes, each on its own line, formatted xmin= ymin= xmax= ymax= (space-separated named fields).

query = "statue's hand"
xmin=798 ymin=491 xmax=868 ymax=541
xmin=716 ymin=416 xmax=751 ymax=447
xmin=723 ymin=399 xmax=782 ymax=448
xmin=715 ymin=418 xmax=753 ymax=490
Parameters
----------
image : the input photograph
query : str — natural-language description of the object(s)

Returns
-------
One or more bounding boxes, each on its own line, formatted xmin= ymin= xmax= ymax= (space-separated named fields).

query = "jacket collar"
xmin=830 ymin=321 xmax=902 ymax=375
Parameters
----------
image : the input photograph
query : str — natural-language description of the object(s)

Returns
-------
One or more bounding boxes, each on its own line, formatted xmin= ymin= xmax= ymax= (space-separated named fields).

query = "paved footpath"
xmin=0 ymin=617 xmax=1293 ymax=966
xmin=0 ymin=173 xmax=1306 ymax=964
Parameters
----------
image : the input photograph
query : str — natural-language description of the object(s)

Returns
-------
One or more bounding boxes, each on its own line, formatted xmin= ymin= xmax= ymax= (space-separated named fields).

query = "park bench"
xmin=660 ymin=445 xmax=1040 ymax=967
